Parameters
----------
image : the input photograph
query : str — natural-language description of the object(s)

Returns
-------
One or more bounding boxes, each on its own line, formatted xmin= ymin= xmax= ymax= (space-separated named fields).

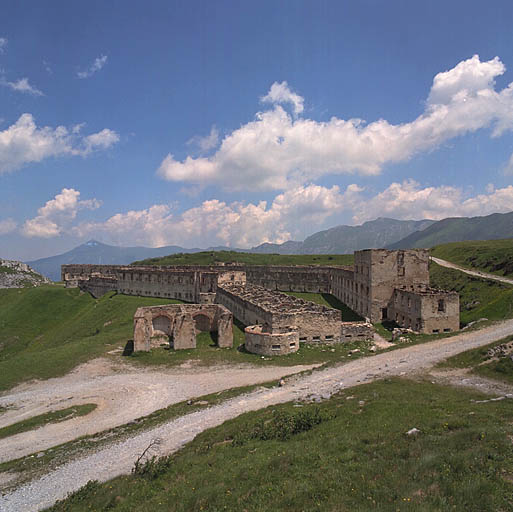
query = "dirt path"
xmin=2 ymin=318 xmax=513 ymax=512
xmin=431 ymin=257 xmax=513 ymax=286
xmin=0 ymin=359 xmax=319 ymax=463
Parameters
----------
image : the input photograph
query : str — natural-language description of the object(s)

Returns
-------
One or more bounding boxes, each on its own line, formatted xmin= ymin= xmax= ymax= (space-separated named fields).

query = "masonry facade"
xmin=62 ymin=249 xmax=459 ymax=352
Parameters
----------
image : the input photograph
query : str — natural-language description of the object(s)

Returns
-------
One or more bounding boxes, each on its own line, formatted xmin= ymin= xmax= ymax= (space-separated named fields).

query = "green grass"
xmin=432 ymin=239 xmax=513 ymax=278
xmin=132 ymin=250 xmax=354 ymax=267
xmin=48 ymin=378 xmax=513 ymax=512
xmin=128 ymin=322 xmax=373 ymax=369
xmin=0 ymin=265 xmax=17 ymax=274
xmin=285 ymin=292 xmax=364 ymax=321
xmin=128 ymin=292 xmax=371 ymax=369
xmin=0 ymin=404 xmax=96 ymax=440
xmin=0 ymin=285 xmax=184 ymax=391
xmin=439 ymin=335 xmax=513 ymax=384
xmin=0 ymin=382 xmax=279 ymax=488
xmin=430 ymin=262 xmax=513 ymax=326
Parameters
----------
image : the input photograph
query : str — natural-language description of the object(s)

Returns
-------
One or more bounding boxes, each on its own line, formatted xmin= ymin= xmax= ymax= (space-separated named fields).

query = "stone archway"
xmin=152 ymin=315 xmax=172 ymax=335
xmin=193 ymin=313 xmax=212 ymax=333
xmin=151 ymin=315 xmax=173 ymax=347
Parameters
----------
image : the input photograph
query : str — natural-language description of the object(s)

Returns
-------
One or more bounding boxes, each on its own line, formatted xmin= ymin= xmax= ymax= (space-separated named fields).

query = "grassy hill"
xmin=133 ymin=250 xmax=354 ymax=267
xmin=0 ymin=286 xmax=183 ymax=391
xmin=429 ymin=262 xmax=513 ymax=326
xmin=388 ymin=211 xmax=513 ymax=249
xmin=431 ymin=239 xmax=513 ymax=278
xmin=49 ymin=378 xmax=513 ymax=512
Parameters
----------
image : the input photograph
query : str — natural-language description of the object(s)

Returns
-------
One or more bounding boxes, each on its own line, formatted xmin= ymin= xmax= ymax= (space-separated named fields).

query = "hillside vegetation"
xmin=431 ymin=239 xmax=513 ymax=278
xmin=388 ymin=211 xmax=513 ymax=249
xmin=429 ymin=262 xmax=513 ymax=326
xmin=49 ymin=378 xmax=513 ymax=512
xmin=0 ymin=286 xmax=182 ymax=391
xmin=133 ymin=250 xmax=354 ymax=267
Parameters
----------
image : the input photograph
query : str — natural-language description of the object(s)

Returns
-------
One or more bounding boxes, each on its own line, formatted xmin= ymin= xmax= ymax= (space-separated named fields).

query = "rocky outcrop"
xmin=0 ymin=259 xmax=51 ymax=289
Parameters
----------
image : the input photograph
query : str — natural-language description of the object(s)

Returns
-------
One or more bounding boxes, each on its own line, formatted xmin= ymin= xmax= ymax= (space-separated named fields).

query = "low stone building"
xmin=388 ymin=287 xmax=460 ymax=334
xmin=133 ymin=304 xmax=233 ymax=351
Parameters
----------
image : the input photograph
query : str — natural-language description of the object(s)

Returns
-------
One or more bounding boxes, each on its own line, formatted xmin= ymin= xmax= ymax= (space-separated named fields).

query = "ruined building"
xmin=62 ymin=249 xmax=459 ymax=354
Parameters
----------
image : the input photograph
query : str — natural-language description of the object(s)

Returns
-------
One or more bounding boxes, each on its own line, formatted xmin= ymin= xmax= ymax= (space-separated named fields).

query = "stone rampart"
xmin=244 ymin=325 xmax=299 ymax=356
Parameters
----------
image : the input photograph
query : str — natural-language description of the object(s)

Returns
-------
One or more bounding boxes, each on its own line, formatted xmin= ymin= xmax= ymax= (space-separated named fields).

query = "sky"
xmin=1 ymin=0 xmax=513 ymax=261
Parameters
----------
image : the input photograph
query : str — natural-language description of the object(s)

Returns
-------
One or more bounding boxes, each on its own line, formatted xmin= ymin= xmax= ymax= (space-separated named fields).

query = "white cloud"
xmin=158 ymin=55 xmax=513 ymax=191
xmin=77 ymin=55 xmax=108 ymax=79
xmin=73 ymin=182 xmax=512 ymax=248
xmin=346 ymin=180 xmax=513 ymax=223
xmin=0 ymin=218 xmax=16 ymax=235
xmin=22 ymin=188 xmax=100 ymax=238
xmin=0 ymin=113 xmax=119 ymax=174
xmin=0 ymin=38 xmax=7 ymax=54
xmin=187 ymin=126 xmax=219 ymax=153
xmin=0 ymin=77 xmax=43 ymax=96
xmin=261 ymin=81 xmax=304 ymax=115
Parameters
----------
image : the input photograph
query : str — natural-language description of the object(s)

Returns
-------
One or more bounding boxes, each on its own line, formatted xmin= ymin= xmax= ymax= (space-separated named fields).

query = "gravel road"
xmin=431 ymin=257 xmax=513 ymax=286
xmin=2 ymin=318 xmax=513 ymax=512
xmin=0 ymin=359 xmax=318 ymax=463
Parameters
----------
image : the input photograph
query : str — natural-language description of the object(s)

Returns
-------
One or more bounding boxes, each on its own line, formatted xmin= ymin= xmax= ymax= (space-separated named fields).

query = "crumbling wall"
xmin=133 ymin=304 xmax=233 ymax=351
xmin=244 ymin=325 xmax=299 ymax=356
xmin=388 ymin=288 xmax=459 ymax=334
xmin=340 ymin=321 xmax=374 ymax=341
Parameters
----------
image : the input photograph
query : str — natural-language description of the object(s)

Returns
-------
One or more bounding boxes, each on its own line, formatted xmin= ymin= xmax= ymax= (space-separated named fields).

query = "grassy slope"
xmin=439 ymin=335 xmax=513 ymax=384
xmin=49 ymin=378 xmax=513 ymax=512
xmin=0 ymin=286 xmax=374 ymax=390
xmin=132 ymin=250 xmax=354 ymax=267
xmin=431 ymin=239 xmax=513 ymax=278
xmin=429 ymin=262 xmax=513 ymax=326
xmin=0 ymin=286 xmax=183 ymax=391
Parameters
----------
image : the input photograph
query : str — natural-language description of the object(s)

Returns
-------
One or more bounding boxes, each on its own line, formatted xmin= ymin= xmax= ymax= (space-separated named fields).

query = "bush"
xmin=233 ymin=406 xmax=334 ymax=445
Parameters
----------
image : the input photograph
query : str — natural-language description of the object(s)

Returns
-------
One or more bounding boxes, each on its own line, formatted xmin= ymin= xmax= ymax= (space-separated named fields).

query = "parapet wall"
xmin=244 ymin=325 xmax=299 ymax=356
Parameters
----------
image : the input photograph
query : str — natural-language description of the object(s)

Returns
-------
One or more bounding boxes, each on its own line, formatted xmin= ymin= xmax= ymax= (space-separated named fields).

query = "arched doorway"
xmin=193 ymin=313 xmax=212 ymax=332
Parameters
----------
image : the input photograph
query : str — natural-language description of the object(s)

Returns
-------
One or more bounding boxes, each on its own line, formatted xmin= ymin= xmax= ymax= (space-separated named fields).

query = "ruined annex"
xmin=62 ymin=249 xmax=459 ymax=355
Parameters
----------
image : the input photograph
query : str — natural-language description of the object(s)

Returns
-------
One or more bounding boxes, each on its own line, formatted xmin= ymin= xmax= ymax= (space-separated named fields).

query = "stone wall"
xmin=62 ymin=248 xmax=458 ymax=340
xmin=244 ymin=325 xmax=299 ymax=356
xmin=133 ymin=304 xmax=233 ymax=351
xmin=340 ymin=321 xmax=375 ymax=341
xmin=388 ymin=288 xmax=460 ymax=334
xmin=217 ymin=282 xmax=342 ymax=343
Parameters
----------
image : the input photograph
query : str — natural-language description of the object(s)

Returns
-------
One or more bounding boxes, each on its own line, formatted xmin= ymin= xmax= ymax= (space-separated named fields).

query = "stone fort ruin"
xmin=62 ymin=249 xmax=459 ymax=355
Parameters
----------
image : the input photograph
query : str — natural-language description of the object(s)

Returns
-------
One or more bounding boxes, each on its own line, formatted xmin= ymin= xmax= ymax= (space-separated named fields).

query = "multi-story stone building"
xmin=62 ymin=249 xmax=459 ymax=351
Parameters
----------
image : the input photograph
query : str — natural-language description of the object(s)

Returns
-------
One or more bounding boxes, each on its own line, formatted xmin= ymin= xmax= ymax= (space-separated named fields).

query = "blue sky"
xmin=1 ymin=0 xmax=513 ymax=260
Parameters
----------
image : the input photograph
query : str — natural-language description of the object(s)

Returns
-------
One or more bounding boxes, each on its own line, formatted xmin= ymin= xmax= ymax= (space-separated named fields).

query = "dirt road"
xmin=431 ymin=257 xmax=513 ymax=286
xmin=2 ymin=318 xmax=513 ymax=512
xmin=0 ymin=360 xmax=319 ymax=463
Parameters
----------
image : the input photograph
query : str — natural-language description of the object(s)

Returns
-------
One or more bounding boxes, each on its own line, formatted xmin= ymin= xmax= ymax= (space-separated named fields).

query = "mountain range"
xmin=24 ymin=212 xmax=513 ymax=280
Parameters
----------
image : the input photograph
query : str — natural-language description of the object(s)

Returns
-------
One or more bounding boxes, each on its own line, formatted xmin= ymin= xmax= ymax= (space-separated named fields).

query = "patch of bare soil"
xmin=425 ymin=367 xmax=513 ymax=396
xmin=0 ymin=357 xmax=319 ymax=463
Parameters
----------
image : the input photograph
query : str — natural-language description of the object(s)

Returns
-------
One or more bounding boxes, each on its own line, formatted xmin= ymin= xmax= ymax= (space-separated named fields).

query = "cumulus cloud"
xmin=0 ymin=218 xmax=16 ymax=235
xmin=187 ymin=126 xmax=219 ymax=153
xmin=72 ymin=182 xmax=513 ymax=248
xmin=158 ymin=55 xmax=513 ymax=191
xmin=346 ymin=180 xmax=513 ymax=223
xmin=0 ymin=77 xmax=43 ymax=96
xmin=261 ymin=81 xmax=304 ymax=115
xmin=0 ymin=114 xmax=119 ymax=174
xmin=73 ymin=184 xmax=351 ymax=248
xmin=22 ymin=188 xmax=100 ymax=238
xmin=77 ymin=54 xmax=108 ymax=79
xmin=0 ymin=37 xmax=7 ymax=54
